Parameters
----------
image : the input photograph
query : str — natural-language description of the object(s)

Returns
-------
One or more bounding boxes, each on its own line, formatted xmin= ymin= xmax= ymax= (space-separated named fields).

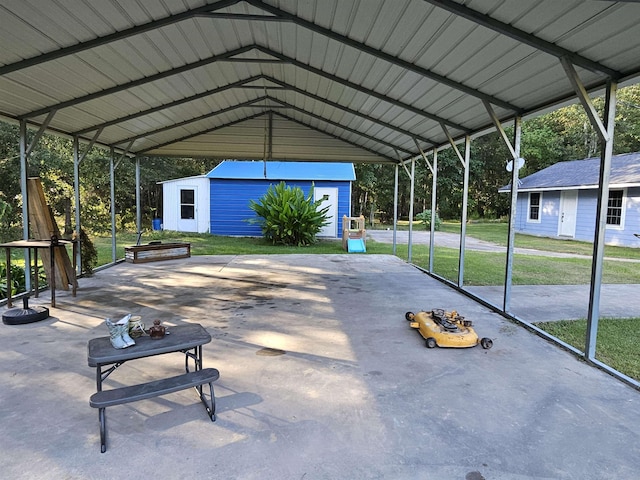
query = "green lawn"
xmin=94 ymin=229 xmax=640 ymax=286
xmin=535 ymin=318 xmax=640 ymax=381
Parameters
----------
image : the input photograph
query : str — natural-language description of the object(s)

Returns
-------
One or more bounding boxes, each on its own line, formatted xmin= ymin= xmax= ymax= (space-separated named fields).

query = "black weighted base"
xmin=2 ymin=296 xmax=50 ymax=325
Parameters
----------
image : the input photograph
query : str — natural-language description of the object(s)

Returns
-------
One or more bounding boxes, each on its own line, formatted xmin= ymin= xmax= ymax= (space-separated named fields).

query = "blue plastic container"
xmin=152 ymin=218 xmax=162 ymax=231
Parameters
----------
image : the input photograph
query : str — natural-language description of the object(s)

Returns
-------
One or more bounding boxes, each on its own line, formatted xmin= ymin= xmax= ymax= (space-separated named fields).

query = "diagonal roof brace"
xmin=483 ymin=100 xmax=517 ymax=159
xmin=441 ymin=122 xmax=466 ymax=168
xmin=560 ymin=57 xmax=609 ymax=142
xmin=424 ymin=0 xmax=620 ymax=79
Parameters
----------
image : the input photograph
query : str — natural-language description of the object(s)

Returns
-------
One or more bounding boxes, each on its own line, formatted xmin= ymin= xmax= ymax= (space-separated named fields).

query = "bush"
xmin=248 ymin=182 xmax=330 ymax=246
xmin=79 ymin=228 xmax=98 ymax=275
xmin=415 ymin=210 xmax=442 ymax=230
xmin=0 ymin=263 xmax=26 ymax=299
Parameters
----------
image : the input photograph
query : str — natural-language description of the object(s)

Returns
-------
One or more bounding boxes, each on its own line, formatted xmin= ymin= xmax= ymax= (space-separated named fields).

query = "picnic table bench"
xmin=87 ymin=323 xmax=218 ymax=452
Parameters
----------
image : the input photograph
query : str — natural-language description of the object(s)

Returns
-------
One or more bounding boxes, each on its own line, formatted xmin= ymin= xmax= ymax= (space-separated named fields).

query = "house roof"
xmin=206 ymin=160 xmax=355 ymax=181
xmin=158 ymin=174 xmax=207 ymax=185
xmin=1 ymin=1 xmax=639 ymax=164
xmin=500 ymin=152 xmax=640 ymax=192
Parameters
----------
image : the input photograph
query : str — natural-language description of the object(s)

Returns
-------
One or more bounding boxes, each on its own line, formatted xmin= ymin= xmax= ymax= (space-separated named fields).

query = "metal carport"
xmin=1 ymin=0 xmax=640 ymax=386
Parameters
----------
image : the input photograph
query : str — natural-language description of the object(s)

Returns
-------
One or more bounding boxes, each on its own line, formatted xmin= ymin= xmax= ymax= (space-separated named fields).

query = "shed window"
xmin=606 ymin=190 xmax=623 ymax=226
xmin=180 ymin=189 xmax=195 ymax=219
xmin=528 ymin=192 xmax=541 ymax=222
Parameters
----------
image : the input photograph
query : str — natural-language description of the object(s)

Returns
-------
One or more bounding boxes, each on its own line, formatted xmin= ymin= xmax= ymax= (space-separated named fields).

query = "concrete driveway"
xmin=1 ymin=254 xmax=639 ymax=479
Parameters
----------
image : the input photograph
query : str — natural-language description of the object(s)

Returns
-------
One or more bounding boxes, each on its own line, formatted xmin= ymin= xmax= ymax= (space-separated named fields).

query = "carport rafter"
xmin=271 ymin=111 xmax=398 ymax=163
xmin=423 ymin=0 xmax=621 ymax=79
xmin=109 ymin=93 xmax=414 ymax=159
xmin=111 ymin=96 xmax=274 ymax=147
xmin=18 ymin=45 xmax=259 ymax=120
xmin=0 ymin=0 xmax=243 ymax=77
xmin=255 ymin=76 xmax=438 ymax=147
xmin=72 ymin=75 xmax=267 ymax=136
xmin=73 ymin=72 xmax=436 ymax=151
xmin=255 ymin=46 xmax=470 ymax=133
xmin=243 ymin=0 xmax=522 ymax=113
xmin=19 ymin=42 xmax=454 ymax=154
xmin=135 ymin=107 xmax=396 ymax=163
xmin=264 ymin=98 xmax=415 ymax=156
xmin=134 ymin=111 xmax=268 ymax=155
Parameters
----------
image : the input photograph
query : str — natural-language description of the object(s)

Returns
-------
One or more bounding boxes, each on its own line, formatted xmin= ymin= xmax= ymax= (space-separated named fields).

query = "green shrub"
xmin=80 ymin=228 xmax=98 ymax=275
xmin=248 ymin=182 xmax=330 ymax=246
xmin=415 ymin=210 xmax=442 ymax=230
xmin=0 ymin=263 xmax=26 ymax=299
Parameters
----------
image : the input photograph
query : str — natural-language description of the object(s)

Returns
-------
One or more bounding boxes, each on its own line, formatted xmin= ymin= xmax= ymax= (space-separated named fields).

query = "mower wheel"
xmin=480 ymin=337 xmax=493 ymax=349
xmin=405 ymin=311 xmax=414 ymax=321
xmin=425 ymin=337 xmax=437 ymax=349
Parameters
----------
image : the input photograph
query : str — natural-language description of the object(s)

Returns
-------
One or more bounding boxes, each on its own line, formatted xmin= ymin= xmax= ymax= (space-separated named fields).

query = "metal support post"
xmin=414 ymin=139 xmax=437 ymax=272
xmin=430 ymin=149 xmax=437 ymax=273
xmin=19 ymin=120 xmax=31 ymax=291
xmin=585 ymin=80 xmax=617 ymax=360
xmin=73 ymin=136 xmax=82 ymax=274
xmin=408 ymin=158 xmax=415 ymax=262
xmin=110 ymin=147 xmax=117 ymax=264
xmin=135 ymin=157 xmax=142 ymax=244
xmin=393 ymin=164 xmax=399 ymax=255
xmin=504 ymin=117 xmax=522 ymax=312
xmin=458 ymin=136 xmax=470 ymax=287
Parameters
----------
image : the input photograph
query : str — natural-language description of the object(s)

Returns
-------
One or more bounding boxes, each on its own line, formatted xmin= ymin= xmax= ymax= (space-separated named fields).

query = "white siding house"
xmin=159 ymin=175 xmax=210 ymax=233
xmin=500 ymin=152 xmax=640 ymax=247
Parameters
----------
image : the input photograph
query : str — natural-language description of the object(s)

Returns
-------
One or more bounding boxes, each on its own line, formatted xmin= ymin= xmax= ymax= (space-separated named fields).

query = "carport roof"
xmin=1 ymin=0 xmax=639 ymax=164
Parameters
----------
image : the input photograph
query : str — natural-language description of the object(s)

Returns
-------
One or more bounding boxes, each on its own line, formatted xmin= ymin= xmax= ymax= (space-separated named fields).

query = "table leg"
xmin=49 ymin=244 xmax=56 ymax=308
xmin=71 ymin=241 xmax=77 ymax=296
xmin=4 ymin=247 xmax=11 ymax=308
xmin=33 ymin=248 xmax=39 ymax=298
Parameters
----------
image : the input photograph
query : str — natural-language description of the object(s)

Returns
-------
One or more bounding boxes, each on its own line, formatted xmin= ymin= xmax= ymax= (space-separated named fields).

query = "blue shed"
xmin=499 ymin=152 xmax=640 ymax=247
xmin=207 ymin=161 xmax=355 ymax=238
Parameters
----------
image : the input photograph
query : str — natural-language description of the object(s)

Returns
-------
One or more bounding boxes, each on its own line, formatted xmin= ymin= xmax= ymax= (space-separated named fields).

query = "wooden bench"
xmin=124 ymin=242 xmax=191 ymax=263
xmin=90 ymin=368 xmax=219 ymax=453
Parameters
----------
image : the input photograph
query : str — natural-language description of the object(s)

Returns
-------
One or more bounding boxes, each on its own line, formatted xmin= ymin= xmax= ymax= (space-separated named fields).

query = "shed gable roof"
xmin=500 ymin=152 xmax=640 ymax=192
xmin=207 ymin=160 xmax=356 ymax=181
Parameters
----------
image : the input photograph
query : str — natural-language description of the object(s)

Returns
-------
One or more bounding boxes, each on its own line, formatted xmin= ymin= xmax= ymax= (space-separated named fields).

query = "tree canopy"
xmin=0 ymin=85 xmax=639 ymax=240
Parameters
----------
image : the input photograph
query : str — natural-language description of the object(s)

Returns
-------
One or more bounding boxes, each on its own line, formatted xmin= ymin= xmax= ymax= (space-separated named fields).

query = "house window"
xmin=180 ymin=189 xmax=195 ymax=219
xmin=606 ymin=190 xmax=623 ymax=226
xmin=528 ymin=192 xmax=541 ymax=222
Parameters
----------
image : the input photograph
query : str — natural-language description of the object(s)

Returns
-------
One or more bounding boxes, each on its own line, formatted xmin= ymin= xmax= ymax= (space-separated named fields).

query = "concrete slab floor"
xmin=0 ymin=254 xmax=638 ymax=480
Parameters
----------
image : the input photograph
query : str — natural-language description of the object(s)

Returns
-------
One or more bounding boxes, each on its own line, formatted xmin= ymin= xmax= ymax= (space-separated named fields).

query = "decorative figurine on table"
xmin=149 ymin=319 xmax=166 ymax=339
xmin=105 ymin=314 xmax=135 ymax=349
xmin=128 ymin=315 xmax=145 ymax=338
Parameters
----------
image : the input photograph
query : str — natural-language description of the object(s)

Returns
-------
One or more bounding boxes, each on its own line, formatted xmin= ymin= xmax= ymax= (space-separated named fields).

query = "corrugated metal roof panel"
xmin=207 ymin=160 xmax=356 ymax=181
xmin=0 ymin=0 xmax=639 ymax=161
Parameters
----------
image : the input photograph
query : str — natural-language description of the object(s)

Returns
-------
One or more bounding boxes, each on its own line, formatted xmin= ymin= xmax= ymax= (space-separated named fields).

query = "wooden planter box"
xmin=124 ymin=242 xmax=191 ymax=264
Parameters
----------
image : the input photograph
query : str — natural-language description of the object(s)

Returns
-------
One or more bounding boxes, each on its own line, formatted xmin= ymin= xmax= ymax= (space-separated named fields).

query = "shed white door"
xmin=178 ymin=187 xmax=198 ymax=232
xmin=314 ymin=187 xmax=338 ymax=237
xmin=558 ymin=190 xmax=578 ymax=237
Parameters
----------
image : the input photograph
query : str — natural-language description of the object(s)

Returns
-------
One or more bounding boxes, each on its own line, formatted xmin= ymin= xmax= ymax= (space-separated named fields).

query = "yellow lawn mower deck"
xmin=405 ymin=309 xmax=493 ymax=349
